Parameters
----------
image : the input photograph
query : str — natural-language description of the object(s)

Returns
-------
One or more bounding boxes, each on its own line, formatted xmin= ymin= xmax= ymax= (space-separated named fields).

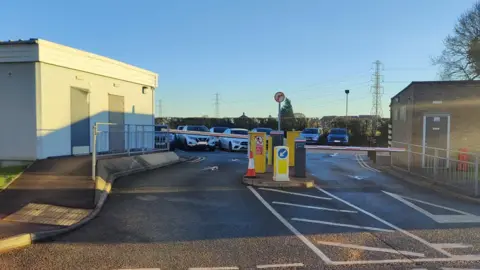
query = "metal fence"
xmin=92 ymin=123 xmax=171 ymax=180
xmin=391 ymin=141 xmax=479 ymax=196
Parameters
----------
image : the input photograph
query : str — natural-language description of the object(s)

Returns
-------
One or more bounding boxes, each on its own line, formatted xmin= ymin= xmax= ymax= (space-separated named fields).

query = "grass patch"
xmin=0 ymin=165 xmax=26 ymax=189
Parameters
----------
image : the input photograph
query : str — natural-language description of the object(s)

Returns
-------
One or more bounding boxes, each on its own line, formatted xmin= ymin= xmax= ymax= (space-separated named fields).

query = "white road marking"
xmin=347 ymin=175 xmax=365 ymax=180
xmin=315 ymin=186 xmax=454 ymax=257
xmin=383 ymin=191 xmax=480 ymax=223
xmin=189 ymin=267 xmax=239 ymax=270
xmin=355 ymin=154 xmax=381 ymax=172
xmin=292 ymin=218 xmax=394 ymax=233
xmin=432 ymin=243 xmax=474 ymax=249
xmin=441 ymin=267 xmax=480 ymax=270
xmin=201 ymin=166 xmax=219 ymax=171
xmin=247 ymin=186 xmax=333 ymax=264
xmin=330 ymin=255 xmax=480 ymax=265
xmin=330 ymin=153 xmax=338 ymax=157
xmin=256 ymin=262 xmax=304 ymax=268
xmin=119 ymin=269 xmax=161 ymax=270
xmin=259 ymin=188 xmax=332 ymax=200
xmin=315 ymin=241 xmax=425 ymax=257
xmin=272 ymin=201 xmax=357 ymax=213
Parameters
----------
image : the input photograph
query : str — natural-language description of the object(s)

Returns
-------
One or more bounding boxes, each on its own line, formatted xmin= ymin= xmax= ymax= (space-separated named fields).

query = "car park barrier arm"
xmin=305 ymin=145 xmax=406 ymax=152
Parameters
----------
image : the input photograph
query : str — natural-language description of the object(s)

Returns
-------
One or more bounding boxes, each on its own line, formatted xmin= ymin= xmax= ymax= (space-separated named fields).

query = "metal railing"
xmin=391 ymin=141 xmax=480 ymax=196
xmin=92 ymin=123 xmax=171 ymax=180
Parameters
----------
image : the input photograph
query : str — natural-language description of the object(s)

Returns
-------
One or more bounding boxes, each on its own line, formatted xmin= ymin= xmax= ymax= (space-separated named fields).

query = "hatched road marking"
xmin=291 ymin=218 xmax=395 ymax=233
xmin=272 ymin=201 xmax=357 ymax=213
xmin=383 ymin=191 xmax=480 ymax=224
xmin=259 ymin=188 xmax=332 ymax=200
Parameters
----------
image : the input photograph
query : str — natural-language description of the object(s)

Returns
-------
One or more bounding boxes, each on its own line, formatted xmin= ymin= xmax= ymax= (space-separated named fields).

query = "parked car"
xmin=210 ymin=126 xmax=229 ymax=133
xmin=300 ymin=128 xmax=322 ymax=144
xmin=180 ymin=125 xmax=216 ymax=151
xmin=154 ymin=125 xmax=175 ymax=151
xmin=219 ymin=128 xmax=249 ymax=151
xmin=251 ymin=127 xmax=273 ymax=136
xmin=327 ymin=128 xmax=349 ymax=145
xmin=209 ymin=127 xmax=228 ymax=147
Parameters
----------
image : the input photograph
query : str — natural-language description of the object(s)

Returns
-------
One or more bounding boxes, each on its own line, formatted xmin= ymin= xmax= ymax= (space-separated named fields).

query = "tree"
xmin=280 ymin=98 xmax=295 ymax=130
xmin=432 ymin=2 xmax=480 ymax=80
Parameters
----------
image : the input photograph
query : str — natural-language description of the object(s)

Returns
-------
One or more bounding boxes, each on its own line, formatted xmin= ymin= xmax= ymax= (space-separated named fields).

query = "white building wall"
xmin=37 ymin=63 xmax=155 ymax=159
xmin=0 ymin=63 xmax=37 ymax=160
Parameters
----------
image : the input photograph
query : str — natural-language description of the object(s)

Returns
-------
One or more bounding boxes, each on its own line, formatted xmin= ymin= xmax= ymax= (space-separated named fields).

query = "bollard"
xmin=287 ymin=131 xmax=301 ymax=167
xmin=294 ymin=139 xmax=306 ymax=178
xmin=267 ymin=136 xmax=273 ymax=166
xmin=270 ymin=131 xmax=285 ymax=170
xmin=274 ymin=146 xmax=290 ymax=181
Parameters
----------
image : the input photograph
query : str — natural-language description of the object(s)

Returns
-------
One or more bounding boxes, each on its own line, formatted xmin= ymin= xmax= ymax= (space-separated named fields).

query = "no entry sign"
xmin=274 ymin=92 xmax=285 ymax=103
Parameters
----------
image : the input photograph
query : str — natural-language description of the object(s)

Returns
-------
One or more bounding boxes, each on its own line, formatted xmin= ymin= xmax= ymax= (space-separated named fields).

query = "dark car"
xmin=300 ymin=128 xmax=322 ymax=144
xmin=251 ymin=127 xmax=273 ymax=136
xmin=327 ymin=128 xmax=349 ymax=145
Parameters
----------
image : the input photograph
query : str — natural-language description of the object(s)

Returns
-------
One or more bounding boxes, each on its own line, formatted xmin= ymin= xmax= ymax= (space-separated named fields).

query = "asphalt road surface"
xmin=2 ymin=149 xmax=480 ymax=269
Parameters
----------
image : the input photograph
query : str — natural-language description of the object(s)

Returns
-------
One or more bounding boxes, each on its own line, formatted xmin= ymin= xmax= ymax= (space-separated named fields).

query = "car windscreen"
xmin=186 ymin=126 xmax=209 ymax=132
xmin=213 ymin=127 xmax=228 ymax=133
xmin=177 ymin=126 xmax=184 ymax=130
xmin=330 ymin=129 xmax=347 ymax=134
xmin=255 ymin=128 xmax=272 ymax=135
xmin=302 ymin=128 xmax=318 ymax=134
xmin=231 ymin=130 xmax=248 ymax=135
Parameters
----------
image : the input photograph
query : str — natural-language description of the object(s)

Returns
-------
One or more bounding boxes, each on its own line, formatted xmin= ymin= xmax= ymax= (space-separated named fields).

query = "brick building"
xmin=390 ymin=81 xmax=480 ymax=166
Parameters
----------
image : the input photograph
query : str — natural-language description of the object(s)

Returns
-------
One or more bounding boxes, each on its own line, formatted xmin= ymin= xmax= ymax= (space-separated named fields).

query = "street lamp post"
xmin=345 ymin=89 xmax=350 ymax=117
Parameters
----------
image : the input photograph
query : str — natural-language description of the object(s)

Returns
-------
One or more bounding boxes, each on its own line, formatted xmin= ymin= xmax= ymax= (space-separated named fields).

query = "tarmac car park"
xmin=219 ymin=128 xmax=249 ymax=151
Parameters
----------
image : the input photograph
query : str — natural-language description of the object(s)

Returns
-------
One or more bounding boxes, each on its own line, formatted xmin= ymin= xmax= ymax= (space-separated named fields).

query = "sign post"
xmin=274 ymin=92 xmax=285 ymax=131
xmin=274 ymin=146 xmax=290 ymax=181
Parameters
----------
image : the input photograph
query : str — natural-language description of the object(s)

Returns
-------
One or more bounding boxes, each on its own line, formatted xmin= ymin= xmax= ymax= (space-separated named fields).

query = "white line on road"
xmin=292 ymin=218 xmax=394 ymax=233
xmin=315 ymin=186 xmax=454 ymax=257
xmin=441 ymin=267 xmax=480 ymax=270
xmin=383 ymin=191 xmax=480 ymax=224
xmin=272 ymin=201 xmax=357 ymax=213
xmin=259 ymin=188 xmax=332 ymax=200
xmin=256 ymin=262 xmax=304 ymax=268
xmin=432 ymin=243 xmax=474 ymax=249
xmin=247 ymin=186 xmax=333 ymax=264
xmin=330 ymin=255 xmax=480 ymax=265
xmin=315 ymin=241 xmax=425 ymax=257
xmin=355 ymin=154 xmax=381 ymax=172
xmin=188 ymin=267 xmax=239 ymax=270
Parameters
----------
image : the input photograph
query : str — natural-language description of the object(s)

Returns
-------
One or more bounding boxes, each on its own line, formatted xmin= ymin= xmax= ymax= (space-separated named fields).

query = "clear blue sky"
xmin=2 ymin=0 xmax=476 ymax=118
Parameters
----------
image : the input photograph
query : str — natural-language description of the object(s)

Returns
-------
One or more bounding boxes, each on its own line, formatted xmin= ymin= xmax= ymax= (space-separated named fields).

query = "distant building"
xmin=0 ymin=39 xmax=158 ymax=163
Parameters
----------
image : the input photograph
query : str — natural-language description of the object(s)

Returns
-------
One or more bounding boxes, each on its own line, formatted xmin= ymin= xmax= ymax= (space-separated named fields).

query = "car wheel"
xmin=229 ymin=142 xmax=233 ymax=152
xmin=183 ymin=140 xmax=189 ymax=150
xmin=209 ymin=147 xmax=215 ymax=152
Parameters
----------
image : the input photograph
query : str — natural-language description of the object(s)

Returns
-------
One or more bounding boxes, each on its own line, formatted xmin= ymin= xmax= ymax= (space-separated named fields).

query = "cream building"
xmin=0 ymin=39 xmax=158 ymax=163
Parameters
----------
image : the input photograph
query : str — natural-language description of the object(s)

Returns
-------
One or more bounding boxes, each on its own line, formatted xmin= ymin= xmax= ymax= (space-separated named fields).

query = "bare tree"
xmin=433 ymin=2 xmax=480 ymax=80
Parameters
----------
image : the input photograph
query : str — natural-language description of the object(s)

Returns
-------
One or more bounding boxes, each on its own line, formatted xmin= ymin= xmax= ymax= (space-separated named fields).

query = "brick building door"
xmin=422 ymin=114 xmax=450 ymax=168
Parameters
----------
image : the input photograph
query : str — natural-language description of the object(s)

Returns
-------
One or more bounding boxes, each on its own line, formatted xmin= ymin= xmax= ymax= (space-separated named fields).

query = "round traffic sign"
xmin=274 ymin=92 xmax=285 ymax=103
xmin=278 ymin=148 xmax=288 ymax=159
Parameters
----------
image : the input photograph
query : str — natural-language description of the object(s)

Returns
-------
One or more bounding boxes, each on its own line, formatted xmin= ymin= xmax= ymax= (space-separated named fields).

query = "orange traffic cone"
xmin=245 ymin=151 xmax=256 ymax=178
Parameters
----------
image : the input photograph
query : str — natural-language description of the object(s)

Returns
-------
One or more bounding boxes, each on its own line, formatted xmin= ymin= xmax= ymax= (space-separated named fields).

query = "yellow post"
xmin=267 ymin=136 xmax=273 ymax=166
xmin=286 ymin=131 xmax=301 ymax=167
xmin=249 ymin=132 xmax=267 ymax=173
